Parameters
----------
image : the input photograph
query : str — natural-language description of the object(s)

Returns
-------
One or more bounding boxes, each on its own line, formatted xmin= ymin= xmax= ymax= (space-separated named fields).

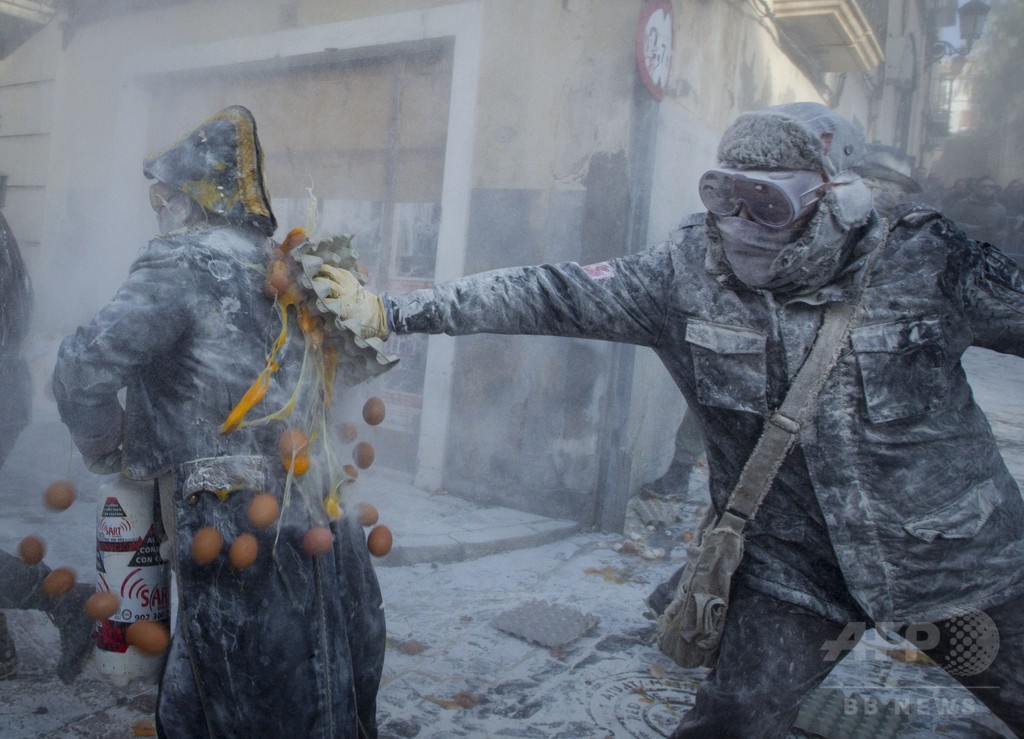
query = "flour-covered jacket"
xmin=388 ymin=209 xmax=1024 ymax=624
xmin=53 ymin=226 xmax=385 ymax=738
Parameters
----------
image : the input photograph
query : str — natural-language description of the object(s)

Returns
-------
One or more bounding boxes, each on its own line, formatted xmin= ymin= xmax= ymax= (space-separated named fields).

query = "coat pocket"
xmin=851 ymin=317 xmax=949 ymax=423
xmin=685 ymin=320 xmax=768 ymax=415
xmin=902 ymin=478 xmax=999 ymax=542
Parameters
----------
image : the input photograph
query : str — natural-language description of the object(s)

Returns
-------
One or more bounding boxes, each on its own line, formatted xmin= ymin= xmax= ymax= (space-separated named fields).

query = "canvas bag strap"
xmin=715 ymin=298 xmax=860 ymax=535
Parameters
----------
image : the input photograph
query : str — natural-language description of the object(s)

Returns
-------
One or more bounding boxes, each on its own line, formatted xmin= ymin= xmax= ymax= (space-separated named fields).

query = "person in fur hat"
xmin=312 ymin=101 xmax=1024 ymax=737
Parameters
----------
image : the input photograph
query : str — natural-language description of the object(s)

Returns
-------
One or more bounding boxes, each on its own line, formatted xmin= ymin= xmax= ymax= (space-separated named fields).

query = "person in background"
xmin=943 ymin=177 xmax=971 ymax=211
xmin=314 ymin=102 xmax=1024 ymax=737
xmin=641 ymin=406 xmax=705 ymax=499
xmin=915 ymin=168 xmax=946 ymax=210
xmin=1000 ymin=178 xmax=1024 ymax=255
xmin=947 ymin=175 xmax=1011 ymax=246
xmin=0 ymin=210 xmax=93 ymax=683
xmin=855 ymin=143 xmax=922 ymax=217
xmin=52 ymin=106 xmax=385 ymax=737
xmin=1000 ymin=178 xmax=1024 ymax=220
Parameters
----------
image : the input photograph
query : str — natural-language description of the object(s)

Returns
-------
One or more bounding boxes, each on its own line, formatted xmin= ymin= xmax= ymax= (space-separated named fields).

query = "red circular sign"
xmin=636 ymin=0 xmax=674 ymax=101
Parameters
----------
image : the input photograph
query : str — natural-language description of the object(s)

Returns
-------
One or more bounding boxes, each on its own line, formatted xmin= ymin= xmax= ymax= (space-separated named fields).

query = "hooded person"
xmin=311 ymin=101 xmax=1024 ymax=737
xmin=52 ymin=106 xmax=385 ymax=738
xmin=0 ymin=211 xmax=94 ymax=684
xmin=947 ymin=175 xmax=1012 ymax=246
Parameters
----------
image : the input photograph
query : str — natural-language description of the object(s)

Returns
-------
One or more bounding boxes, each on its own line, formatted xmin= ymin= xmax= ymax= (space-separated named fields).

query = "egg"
xmin=126 ymin=620 xmax=170 ymax=655
xmin=247 ymin=493 xmax=280 ymax=529
xmin=357 ymin=502 xmax=379 ymax=527
xmin=362 ymin=397 xmax=386 ymax=426
xmin=279 ymin=427 xmax=311 ymax=475
xmin=191 ymin=527 xmax=223 ymax=565
xmin=263 ymin=259 xmax=292 ymax=300
xmin=338 ymin=422 xmax=359 ymax=444
xmin=302 ymin=526 xmax=334 ymax=557
xmin=366 ymin=525 xmax=393 ymax=557
xmin=353 ymin=441 xmax=375 ymax=470
xmin=17 ymin=534 xmax=45 ymax=565
xmin=43 ymin=480 xmax=76 ymax=511
xmin=324 ymin=496 xmax=343 ymax=521
xmin=298 ymin=306 xmax=323 ymax=336
xmin=229 ymin=533 xmax=259 ymax=569
xmin=131 ymin=718 xmax=157 ymax=737
xmin=84 ymin=591 xmax=121 ymax=621
xmin=42 ymin=567 xmax=76 ymax=597
xmin=280 ymin=226 xmax=307 ymax=253
xmin=343 ymin=464 xmax=359 ymax=480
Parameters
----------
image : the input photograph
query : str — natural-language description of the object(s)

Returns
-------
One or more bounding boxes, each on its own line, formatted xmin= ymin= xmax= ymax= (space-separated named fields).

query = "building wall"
xmin=0 ymin=0 xmax=933 ymax=527
xmin=0 ymin=20 xmax=57 ymax=299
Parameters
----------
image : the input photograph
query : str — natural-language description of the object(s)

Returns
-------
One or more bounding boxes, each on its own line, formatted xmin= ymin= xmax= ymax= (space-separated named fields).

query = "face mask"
xmin=151 ymin=186 xmax=197 ymax=233
xmin=715 ymin=203 xmax=853 ymax=294
xmin=714 ymin=217 xmax=802 ymax=287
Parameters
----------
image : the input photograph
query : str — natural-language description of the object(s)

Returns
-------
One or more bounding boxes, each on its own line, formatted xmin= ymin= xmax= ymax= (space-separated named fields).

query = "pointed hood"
xmin=143 ymin=105 xmax=276 ymax=236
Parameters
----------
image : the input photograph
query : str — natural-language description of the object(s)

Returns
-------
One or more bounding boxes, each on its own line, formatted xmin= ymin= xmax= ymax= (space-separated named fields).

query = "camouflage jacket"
xmin=389 ymin=209 xmax=1024 ymax=623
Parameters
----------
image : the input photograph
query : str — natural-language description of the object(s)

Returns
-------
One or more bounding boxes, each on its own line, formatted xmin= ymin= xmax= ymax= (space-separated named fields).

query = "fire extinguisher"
xmin=93 ymin=476 xmax=171 ymax=687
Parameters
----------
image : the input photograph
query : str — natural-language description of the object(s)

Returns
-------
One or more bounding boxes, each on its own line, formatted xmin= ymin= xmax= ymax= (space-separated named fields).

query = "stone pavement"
xmin=1 ymin=346 xmax=1022 ymax=738
xmin=363 ymin=485 xmax=580 ymax=568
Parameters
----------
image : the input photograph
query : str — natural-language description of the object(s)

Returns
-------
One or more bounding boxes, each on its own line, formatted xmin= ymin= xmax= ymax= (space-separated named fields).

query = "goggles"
xmin=699 ymin=168 xmax=827 ymax=228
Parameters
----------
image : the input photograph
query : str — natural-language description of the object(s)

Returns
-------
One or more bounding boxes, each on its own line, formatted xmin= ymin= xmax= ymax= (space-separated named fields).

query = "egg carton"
xmin=492 ymin=599 xmax=598 ymax=649
xmin=792 ymin=688 xmax=908 ymax=738
xmin=291 ymin=234 xmax=399 ymax=386
xmin=630 ymin=497 xmax=681 ymax=527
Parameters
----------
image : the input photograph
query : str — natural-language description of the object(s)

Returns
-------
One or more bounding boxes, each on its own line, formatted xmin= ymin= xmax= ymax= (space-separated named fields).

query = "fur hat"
xmin=143 ymin=106 xmax=277 ymax=236
xmin=717 ymin=102 xmax=866 ymax=178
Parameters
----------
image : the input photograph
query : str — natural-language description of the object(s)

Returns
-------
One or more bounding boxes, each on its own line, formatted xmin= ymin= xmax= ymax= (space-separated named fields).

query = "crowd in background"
xmin=914 ymin=169 xmax=1024 ymax=255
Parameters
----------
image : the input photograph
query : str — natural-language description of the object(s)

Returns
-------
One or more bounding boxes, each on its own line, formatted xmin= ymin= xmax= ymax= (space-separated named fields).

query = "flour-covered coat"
xmin=389 ymin=207 xmax=1024 ymax=625
xmin=53 ymin=225 xmax=385 ymax=738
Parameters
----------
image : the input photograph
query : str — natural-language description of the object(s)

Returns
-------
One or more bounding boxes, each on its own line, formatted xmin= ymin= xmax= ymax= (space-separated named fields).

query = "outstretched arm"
xmin=315 ymin=252 xmax=674 ymax=348
xmin=956 ymin=239 xmax=1024 ymax=358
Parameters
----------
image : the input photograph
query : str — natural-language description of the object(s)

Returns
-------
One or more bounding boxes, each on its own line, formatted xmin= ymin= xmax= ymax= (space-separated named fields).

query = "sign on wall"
xmin=636 ymin=0 xmax=673 ymax=102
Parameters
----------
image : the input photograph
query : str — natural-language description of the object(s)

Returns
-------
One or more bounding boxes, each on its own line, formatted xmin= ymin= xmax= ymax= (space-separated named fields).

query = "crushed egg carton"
xmin=793 ymin=688 xmax=909 ymax=739
xmin=492 ymin=600 xmax=598 ymax=648
xmin=630 ymin=497 xmax=681 ymax=527
xmin=292 ymin=234 xmax=399 ymax=386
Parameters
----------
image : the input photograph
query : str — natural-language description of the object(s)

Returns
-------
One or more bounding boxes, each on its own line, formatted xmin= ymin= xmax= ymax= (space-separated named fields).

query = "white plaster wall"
xmin=0 ymin=20 xmax=58 ymax=291
xmin=624 ymin=0 xmax=887 ymax=493
xmin=0 ymin=0 xmax=933 ymax=511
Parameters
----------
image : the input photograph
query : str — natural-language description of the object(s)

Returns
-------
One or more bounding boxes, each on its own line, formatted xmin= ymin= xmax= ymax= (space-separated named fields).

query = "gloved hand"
xmin=83 ymin=448 xmax=123 ymax=476
xmin=69 ymin=410 xmax=124 ymax=476
xmin=312 ymin=265 xmax=390 ymax=340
